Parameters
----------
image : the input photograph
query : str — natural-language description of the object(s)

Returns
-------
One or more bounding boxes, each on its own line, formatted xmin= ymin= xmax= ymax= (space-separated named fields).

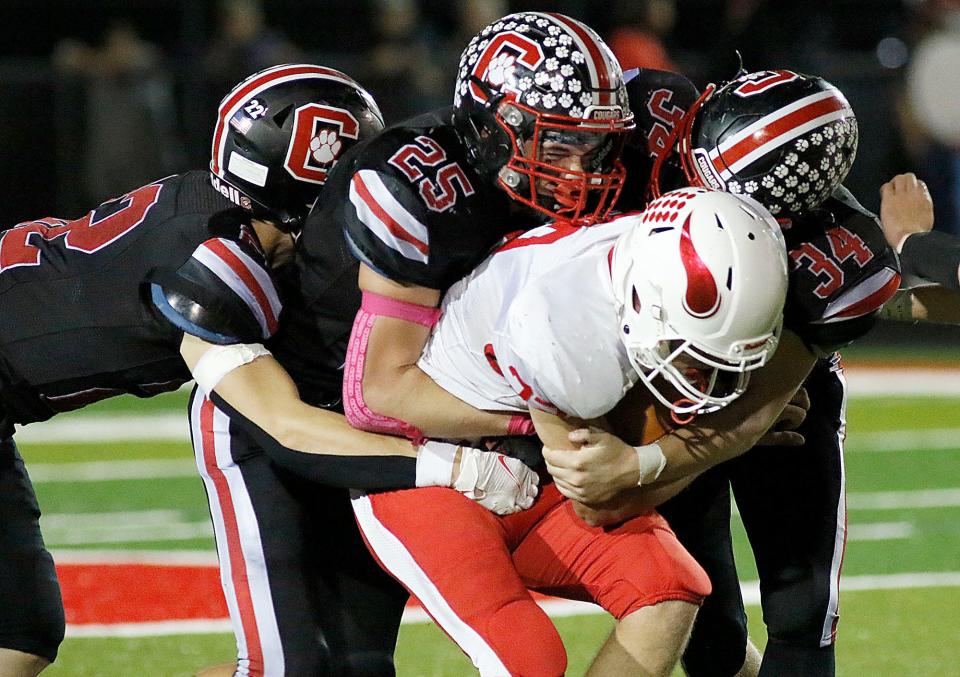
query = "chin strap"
xmin=670 ymin=403 xmax=698 ymax=426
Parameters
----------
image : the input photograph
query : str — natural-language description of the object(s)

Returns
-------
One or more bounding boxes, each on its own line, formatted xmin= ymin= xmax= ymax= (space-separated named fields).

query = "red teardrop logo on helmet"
xmin=679 ymin=213 xmax=720 ymax=318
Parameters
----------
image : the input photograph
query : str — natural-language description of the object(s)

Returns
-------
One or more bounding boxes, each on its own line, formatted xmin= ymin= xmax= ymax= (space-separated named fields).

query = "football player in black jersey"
xmin=0 ymin=65 xmax=540 ymax=677
xmin=543 ymin=68 xmax=901 ymax=677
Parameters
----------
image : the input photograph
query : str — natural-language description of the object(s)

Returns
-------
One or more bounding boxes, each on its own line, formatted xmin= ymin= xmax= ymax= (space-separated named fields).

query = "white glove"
xmin=454 ymin=446 xmax=540 ymax=515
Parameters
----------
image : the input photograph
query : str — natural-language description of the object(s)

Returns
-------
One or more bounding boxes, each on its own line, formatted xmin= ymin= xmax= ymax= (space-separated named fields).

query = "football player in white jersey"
xmin=351 ymin=189 xmax=805 ymax=676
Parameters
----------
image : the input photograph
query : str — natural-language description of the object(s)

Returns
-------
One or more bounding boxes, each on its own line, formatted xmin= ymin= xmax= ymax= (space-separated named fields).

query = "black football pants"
xmin=189 ymin=388 xmax=407 ymax=677
xmin=660 ymin=358 xmax=846 ymax=677
xmin=0 ymin=436 xmax=65 ymax=663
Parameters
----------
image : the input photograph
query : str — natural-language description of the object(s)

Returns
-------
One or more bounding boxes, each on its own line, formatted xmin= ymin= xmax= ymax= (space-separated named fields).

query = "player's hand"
xmin=543 ymin=429 xmax=639 ymax=504
xmin=880 ymin=173 xmax=934 ymax=252
xmin=755 ymin=387 xmax=810 ymax=447
xmin=453 ymin=446 xmax=539 ymax=515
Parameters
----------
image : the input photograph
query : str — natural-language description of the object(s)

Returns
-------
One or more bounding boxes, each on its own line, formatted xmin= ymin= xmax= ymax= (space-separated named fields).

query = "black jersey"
xmin=273 ymin=107 xmax=527 ymax=406
xmin=781 ymin=186 xmax=900 ymax=353
xmin=619 ymin=68 xmax=899 ymax=354
xmin=0 ymin=171 xmax=277 ymax=425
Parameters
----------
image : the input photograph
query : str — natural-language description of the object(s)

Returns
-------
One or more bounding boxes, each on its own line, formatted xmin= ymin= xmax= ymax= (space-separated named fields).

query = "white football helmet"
xmin=610 ymin=187 xmax=789 ymax=417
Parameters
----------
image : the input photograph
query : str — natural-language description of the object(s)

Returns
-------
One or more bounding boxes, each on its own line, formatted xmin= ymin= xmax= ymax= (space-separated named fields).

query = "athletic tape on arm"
xmin=192 ymin=343 xmax=272 ymax=394
xmin=342 ymin=291 xmax=441 ymax=439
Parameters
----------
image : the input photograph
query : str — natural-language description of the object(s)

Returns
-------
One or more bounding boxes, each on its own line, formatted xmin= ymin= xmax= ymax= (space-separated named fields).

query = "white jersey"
xmin=419 ymin=214 xmax=641 ymax=420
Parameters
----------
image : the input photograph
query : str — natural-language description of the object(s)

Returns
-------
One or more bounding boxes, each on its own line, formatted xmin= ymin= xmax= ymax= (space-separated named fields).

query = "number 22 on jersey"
xmin=0 ymin=183 xmax=163 ymax=273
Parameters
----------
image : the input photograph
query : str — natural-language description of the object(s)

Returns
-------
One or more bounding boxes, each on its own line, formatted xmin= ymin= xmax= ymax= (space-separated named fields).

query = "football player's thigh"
xmin=354 ymin=487 xmax=566 ymax=676
xmin=728 ymin=362 xmax=845 ymax=640
xmin=659 ymin=466 xmax=750 ymax=675
xmin=0 ymin=437 xmax=64 ymax=662
xmin=354 ymin=487 xmax=527 ymax=617
xmin=513 ymin=494 xmax=711 ymax=619
xmin=292 ymin=475 xmax=408 ymax=663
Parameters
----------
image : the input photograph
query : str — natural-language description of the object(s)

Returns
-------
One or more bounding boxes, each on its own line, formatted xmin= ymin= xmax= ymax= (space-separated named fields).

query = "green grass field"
xmin=16 ymin=377 xmax=960 ymax=676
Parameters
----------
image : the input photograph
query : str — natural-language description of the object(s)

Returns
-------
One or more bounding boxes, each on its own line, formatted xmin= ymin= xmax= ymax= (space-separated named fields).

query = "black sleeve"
xmin=899 ymin=231 xmax=960 ymax=290
xmin=208 ymin=391 xmax=418 ymax=490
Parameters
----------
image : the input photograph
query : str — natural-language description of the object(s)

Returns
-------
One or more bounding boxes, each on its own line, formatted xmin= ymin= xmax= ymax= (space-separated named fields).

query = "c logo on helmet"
xmin=469 ymin=31 xmax=545 ymax=103
xmin=679 ymin=214 xmax=720 ymax=318
xmin=285 ymin=104 xmax=359 ymax=185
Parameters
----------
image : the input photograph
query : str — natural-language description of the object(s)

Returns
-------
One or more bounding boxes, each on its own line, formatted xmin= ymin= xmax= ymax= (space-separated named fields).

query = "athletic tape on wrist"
xmin=507 ymin=415 xmax=535 ymax=436
xmin=192 ymin=343 xmax=271 ymax=394
xmin=415 ymin=440 xmax=460 ymax=487
xmin=634 ymin=443 xmax=667 ymax=486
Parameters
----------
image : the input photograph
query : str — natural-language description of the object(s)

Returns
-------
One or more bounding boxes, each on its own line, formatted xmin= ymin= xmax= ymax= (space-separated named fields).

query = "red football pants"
xmin=352 ymin=483 xmax=711 ymax=677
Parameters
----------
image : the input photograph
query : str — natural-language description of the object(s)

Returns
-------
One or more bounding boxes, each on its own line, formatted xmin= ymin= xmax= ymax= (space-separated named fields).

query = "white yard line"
xmin=843 ymin=368 xmax=960 ymax=396
xmin=845 ymin=428 xmax=960 ymax=453
xmin=41 ymin=510 xmax=213 ymax=546
xmin=847 ymin=521 xmax=914 ymax=541
xmin=63 ymin=571 xmax=960 ymax=636
xmin=51 ymin=549 xmax=219 ymax=566
xmin=16 ymin=415 xmax=189 ymax=443
xmin=846 ymin=488 xmax=960 ymax=510
xmin=29 ymin=459 xmax=197 ymax=482
xmin=44 ymin=522 xmax=213 ymax=546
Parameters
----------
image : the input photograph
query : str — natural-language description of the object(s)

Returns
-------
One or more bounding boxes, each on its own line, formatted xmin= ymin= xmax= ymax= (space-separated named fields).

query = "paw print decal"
xmin=310 ymin=129 xmax=342 ymax=165
xmin=487 ymin=53 xmax=517 ymax=88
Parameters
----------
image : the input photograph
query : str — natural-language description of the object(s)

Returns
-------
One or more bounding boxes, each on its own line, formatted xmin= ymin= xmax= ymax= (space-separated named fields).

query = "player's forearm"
xmin=363 ymin=362 xmax=516 ymax=438
xmin=181 ymin=334 xmax=416 ymax=458
xmin=213 ymin=356 xmax=416 ymax=458
xmin=355 ymin=305 xmax=518 ymax=437
xmin=653 ymin=330 xmax=815 ymax=484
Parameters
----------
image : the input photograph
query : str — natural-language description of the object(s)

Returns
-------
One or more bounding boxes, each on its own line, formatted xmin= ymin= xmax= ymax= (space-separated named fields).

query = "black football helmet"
xmin=654 ymin=70 xmax=858 ymax=217
xmin=210 ymin=64 xmax=384 ymax=231
xmin=453 ymin=12 xmax=634 ymax=225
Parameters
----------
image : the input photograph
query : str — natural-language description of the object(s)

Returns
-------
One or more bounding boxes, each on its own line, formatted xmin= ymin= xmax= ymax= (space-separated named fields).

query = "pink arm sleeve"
xmin=342 ymin=291 xmax=441 ymax=441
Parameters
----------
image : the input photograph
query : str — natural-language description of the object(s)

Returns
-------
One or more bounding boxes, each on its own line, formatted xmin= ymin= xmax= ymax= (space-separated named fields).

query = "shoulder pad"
xmin=149 ymin=237 xmax=281 ymax=345
xmin=340 ymin=125 xmax=511 ymax=289
xmin=344 ymin=166 xmax=435 ymax=283
xmin=783 ymin=198 xmax=900 ymax=353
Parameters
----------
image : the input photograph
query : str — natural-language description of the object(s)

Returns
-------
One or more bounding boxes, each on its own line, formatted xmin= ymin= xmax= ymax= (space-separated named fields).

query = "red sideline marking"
xmin=58 ymin=563 xmax=226 ymax=624
xmin=58 ymin=562 xmax=557 ymax=626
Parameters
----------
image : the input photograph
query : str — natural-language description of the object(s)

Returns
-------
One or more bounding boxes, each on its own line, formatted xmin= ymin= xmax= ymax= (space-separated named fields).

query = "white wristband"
xmin=635 ymin=443 xmax=667 ymax=486
xmin=192 ymin=343 xmax=271 ymax=394
xmin=415 ymin=440 xmax=459 ymax=487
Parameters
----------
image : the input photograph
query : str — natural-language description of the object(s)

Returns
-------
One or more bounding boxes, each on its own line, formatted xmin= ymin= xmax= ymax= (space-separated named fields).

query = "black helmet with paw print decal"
xmin=453 ymin=13 xmax=634 ymax=225
xmin=211 ymin=64 xmax=384 ymax=231
xmin=671 ymin=70 xmax=858 ymax=217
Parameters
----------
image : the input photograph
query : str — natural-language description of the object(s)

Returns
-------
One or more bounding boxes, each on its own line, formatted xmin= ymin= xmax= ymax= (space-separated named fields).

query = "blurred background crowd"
xmin=1 ymin=0 xmax=959 ymax=256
